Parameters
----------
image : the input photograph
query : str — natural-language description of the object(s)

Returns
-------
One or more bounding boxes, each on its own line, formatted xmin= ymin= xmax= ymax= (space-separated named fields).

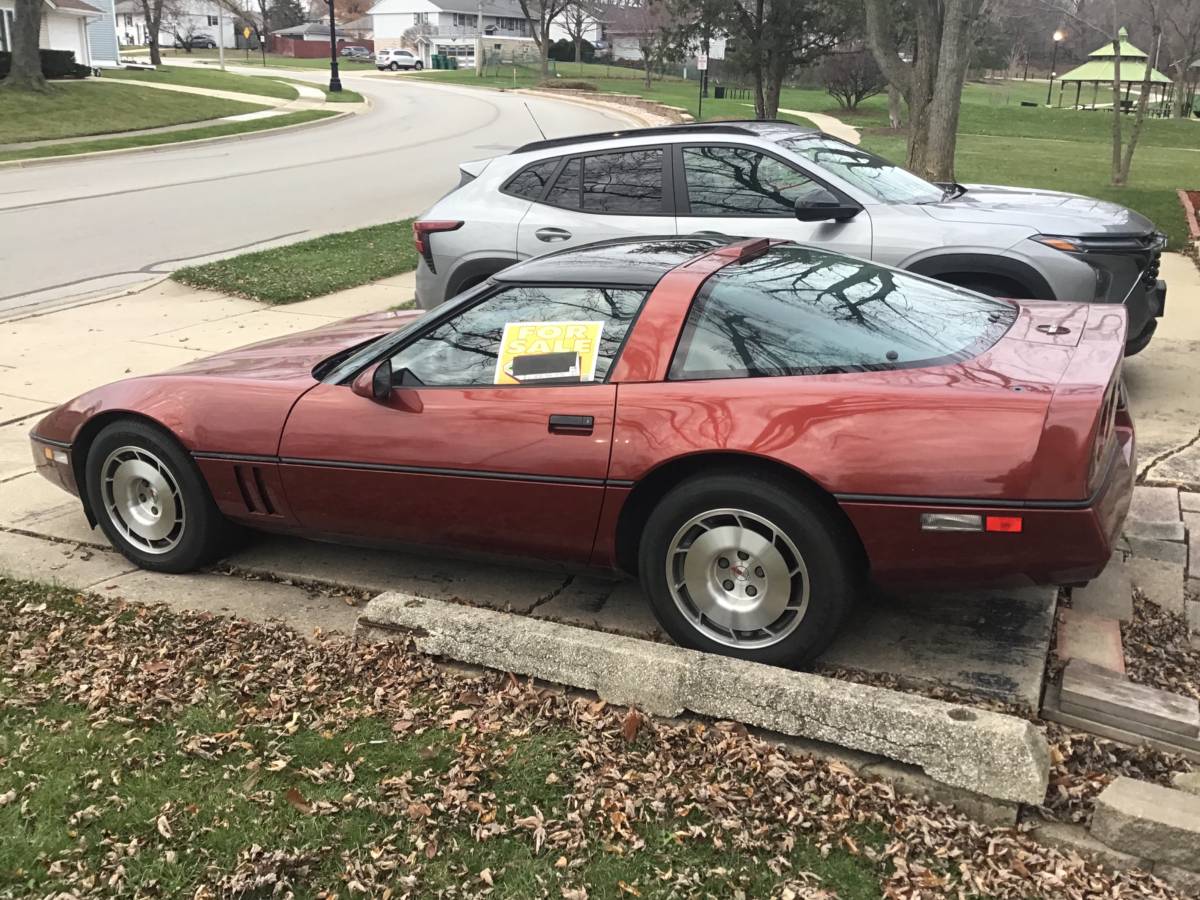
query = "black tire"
xmin=413 ymin=61 xmax=423 ymax=70
xmin=85 ymin=419 xmax=230 ymax=573
xmin=637 ymin=471 xmax=862 ymax=668
xmin=1123 ymin=318 xmax=1157 ymax=356
xmin=388 ymin=61 xmax=400 ymax=71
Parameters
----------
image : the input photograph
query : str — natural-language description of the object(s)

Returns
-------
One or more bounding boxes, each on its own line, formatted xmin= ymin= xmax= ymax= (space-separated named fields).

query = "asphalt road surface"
xmin=0 ymin=72 xmax=634 ymax=317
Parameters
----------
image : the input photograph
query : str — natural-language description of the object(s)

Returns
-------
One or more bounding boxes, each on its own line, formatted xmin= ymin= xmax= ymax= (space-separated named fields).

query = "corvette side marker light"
xmin=920 ymin=513 xmax=982 ymax=532
xmin=985 ymin=516 xmax=1024 ymax=533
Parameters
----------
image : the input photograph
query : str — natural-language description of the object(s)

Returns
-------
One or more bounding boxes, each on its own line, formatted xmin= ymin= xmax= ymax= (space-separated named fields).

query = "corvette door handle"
xmin=548 ymin=414 xmax=594 ymax=435
xmin=535 ymin=227 xmax=572 ymax=242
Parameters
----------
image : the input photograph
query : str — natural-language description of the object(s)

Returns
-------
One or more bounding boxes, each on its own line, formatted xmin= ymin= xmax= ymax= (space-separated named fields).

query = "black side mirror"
xmin=795 ymin=198 xmax=861 ymax=223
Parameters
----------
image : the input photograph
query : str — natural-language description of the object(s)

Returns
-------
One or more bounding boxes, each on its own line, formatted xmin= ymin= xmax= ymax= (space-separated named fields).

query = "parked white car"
xmin=376 ymin=48 xmax=423 ymax=71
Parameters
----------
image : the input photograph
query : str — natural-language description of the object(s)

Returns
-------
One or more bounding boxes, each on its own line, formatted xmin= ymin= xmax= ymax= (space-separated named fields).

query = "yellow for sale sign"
xmin=494 ymin=321 xmax=605 ymax=385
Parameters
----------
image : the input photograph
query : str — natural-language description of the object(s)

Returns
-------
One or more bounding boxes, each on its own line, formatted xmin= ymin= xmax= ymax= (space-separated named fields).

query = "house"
xmin=270 ymin=21 xmax=375 ymax=56
xmin=112 ymin=0 xmax=238 ymax=48
xmin=370 ymin=0 xmax=531 ymax=65
xmin=0 ymin=0 xmax=103 ymax=66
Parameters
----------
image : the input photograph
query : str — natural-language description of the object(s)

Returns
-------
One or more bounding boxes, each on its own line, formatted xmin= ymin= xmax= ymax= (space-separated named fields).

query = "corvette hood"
xmin=167 ymin=309 xmax=424 ymax=381
xmin=920 ymin=184 xmax=1156 ymax=236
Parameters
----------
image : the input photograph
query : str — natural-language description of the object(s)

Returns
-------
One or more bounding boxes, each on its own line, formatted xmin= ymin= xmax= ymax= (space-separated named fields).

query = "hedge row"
xmin=0 ymin=49 xmax=91 ymax=79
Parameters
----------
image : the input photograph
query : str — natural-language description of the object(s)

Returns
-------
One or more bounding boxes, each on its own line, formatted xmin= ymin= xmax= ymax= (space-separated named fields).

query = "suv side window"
xmin=682 ymin=145 xmax=835 ymax=216
xmin=388 ymin=285 xmax=648 ymax=386
xmin=543 ymin=149 xmax=665 ymax=214
xmin=505 ymin=158 xmax=561 ymax=201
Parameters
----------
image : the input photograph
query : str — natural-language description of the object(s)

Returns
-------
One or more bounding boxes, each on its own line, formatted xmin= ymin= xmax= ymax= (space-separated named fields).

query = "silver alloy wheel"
xmin=665 ymin=508 xmax=810 ymax=648
xmin=100 ymin=445 xmax=186 ymax=555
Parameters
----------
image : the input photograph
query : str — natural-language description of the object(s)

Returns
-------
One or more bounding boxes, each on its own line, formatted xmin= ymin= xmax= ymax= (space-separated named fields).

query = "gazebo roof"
xmin=1087 ymin=27 xmax=1147 ymax=59
xmin=1059 ymin=59 xmax=1172 ymax=84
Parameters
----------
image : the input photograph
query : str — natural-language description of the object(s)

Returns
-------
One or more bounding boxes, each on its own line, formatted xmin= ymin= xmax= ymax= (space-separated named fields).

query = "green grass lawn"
xmin=0 ymin=577 xmax=887 ymax=899
xmin=103 ymin=63 xmax=299 ymax=99
xmin=173 ymin=219 xmax=418 ymax=303
xmin=0 ymin=81 xmax=264 ymax=144
xmin=150 ymin=47 xmax=379 ymax=70
xmin=0 ymin=109 xmax=337 ymax=162
xmin=415 ymin=64 xmax=1199 ymax=249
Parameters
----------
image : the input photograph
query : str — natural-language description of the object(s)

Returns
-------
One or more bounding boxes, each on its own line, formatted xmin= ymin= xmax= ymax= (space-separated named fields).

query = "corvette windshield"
xmin=780 ymin=136 xmax=944 ymax=205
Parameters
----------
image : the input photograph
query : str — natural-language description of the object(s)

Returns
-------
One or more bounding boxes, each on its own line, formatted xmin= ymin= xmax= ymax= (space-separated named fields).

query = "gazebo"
xmin=1055 ymin=27 xmax=1173 ymax=114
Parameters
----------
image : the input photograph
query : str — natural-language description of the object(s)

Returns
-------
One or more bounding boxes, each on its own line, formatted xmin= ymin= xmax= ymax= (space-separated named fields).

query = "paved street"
xmin=0 ymin=72 xmax=634 ymax=317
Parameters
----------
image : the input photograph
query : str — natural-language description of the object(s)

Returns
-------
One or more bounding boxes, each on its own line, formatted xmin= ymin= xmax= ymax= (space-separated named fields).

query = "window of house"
xmin=207 ymin=15 xmax=218 ymax=25
xmin=669 ymin=246 xmax=1017 ymax=381
xmin=682 ymin=146 xmax=835 ymax=217
xmin=388 ymin=285 xmax=648 ymax=386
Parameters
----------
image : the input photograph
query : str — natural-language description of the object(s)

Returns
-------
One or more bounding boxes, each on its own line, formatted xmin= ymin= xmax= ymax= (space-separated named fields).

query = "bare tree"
xmin=864 ymin=0 xmax=987 ymax=181
xmin=517 ymin=0 xmax=573 ymax=76
xmin=561 ymin=0 xmax=598 ymax=64
xmin=1 ymin=0 xmax=46 ymax=91
xmin=724 ymin=0 xmax=849 ymax=120
xmin=820 ymin=46 xmax=886 ymax=109
xmin=1164 ymin=0 xmax=1200 ymax=116
xmin=139 ymin=0 xmax=169 ymax=65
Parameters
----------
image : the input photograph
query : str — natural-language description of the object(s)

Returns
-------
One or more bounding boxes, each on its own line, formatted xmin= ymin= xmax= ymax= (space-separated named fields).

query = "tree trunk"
xmin=574 ymin=37 xmax=581 ymax=64
xmin=141 ymin=0 xmax=163 ymax=65
xmin=2 ymin=0 xmax=47 ymax=91
xmin=921 ymin=0 xmax=975 ymax=181
xmin=887 ymin=84 xmax=903 ymax=128
xmin=762 ymin=52 xmax=785 ymax=119
xmin=1119 ymin=23 xmax=1160 ymax=183
xmin=753 ymin=64 xmax=767 ymax=118
xmin=1109 ymin=38 xmax=1123 ymax=185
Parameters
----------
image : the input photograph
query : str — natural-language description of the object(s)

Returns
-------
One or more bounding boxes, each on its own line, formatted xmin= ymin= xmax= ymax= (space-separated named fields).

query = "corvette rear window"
xmin=669 ymin=246 xmax=1016 ymax=380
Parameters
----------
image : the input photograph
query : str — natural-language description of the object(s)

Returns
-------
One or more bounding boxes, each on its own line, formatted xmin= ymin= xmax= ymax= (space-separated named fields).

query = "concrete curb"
xmin=357 ymin=592 xmax=1051 ymax=805
xmin=0 ymin=109 xmax=352 ymax=170
xmin=514 ymin=88 xmax=688 ymax=126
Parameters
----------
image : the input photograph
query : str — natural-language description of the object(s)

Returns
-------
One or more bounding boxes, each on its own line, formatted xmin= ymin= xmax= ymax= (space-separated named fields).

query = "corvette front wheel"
xmin=86 ymin=420 xmax=228 ymax=573
xmin=638 ymin=472 xmax=861 ymax=668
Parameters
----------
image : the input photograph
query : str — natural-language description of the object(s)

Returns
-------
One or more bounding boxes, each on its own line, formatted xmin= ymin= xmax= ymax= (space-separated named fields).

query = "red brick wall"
xmin=270 ymin=36 xmax=374 ymax=57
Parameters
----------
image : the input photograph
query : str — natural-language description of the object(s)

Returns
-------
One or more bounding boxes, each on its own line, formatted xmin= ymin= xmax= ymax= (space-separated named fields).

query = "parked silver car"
xmin=414 ymin=121 xmax=1166 ymax=354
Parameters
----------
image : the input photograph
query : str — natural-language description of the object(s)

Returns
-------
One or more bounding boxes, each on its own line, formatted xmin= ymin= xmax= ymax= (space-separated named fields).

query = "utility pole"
xmin=217 ymin=1 xmax=226 ymax=70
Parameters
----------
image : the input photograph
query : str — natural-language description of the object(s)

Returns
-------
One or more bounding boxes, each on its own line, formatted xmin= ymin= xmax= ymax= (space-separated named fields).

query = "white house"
xmin=370 ymin=0 xmax=533 ymax=64
xmin=112 ymin=0 xmax=237 ymax=48
xmin=0 ymin=0 xmax=103 ymax=66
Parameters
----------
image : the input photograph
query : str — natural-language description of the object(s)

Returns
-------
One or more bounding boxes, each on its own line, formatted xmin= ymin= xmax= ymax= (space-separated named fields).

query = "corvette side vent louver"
xmin=233 ymin=465 xmax=278 ymax=516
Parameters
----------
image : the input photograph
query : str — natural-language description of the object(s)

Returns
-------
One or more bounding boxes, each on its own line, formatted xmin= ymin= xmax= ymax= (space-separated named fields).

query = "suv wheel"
xmin=388 ymin=61 xmax=400 ymax=70
xmin=413 ymin=61 xmax=424 ymax=70
xmin=86 ymin=419 xmax=232 ymax=573
xmin=638 ymin=471 xmax=860 ymax=667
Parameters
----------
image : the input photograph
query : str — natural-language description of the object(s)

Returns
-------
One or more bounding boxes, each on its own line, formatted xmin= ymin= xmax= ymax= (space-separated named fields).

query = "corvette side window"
xmin=388 ymin=285 xmax=647 ymax=387
xmin=669 ymin=246 xmax=1017 ymax=380
xmin=683 ymin=146 xmax=835 ymax=216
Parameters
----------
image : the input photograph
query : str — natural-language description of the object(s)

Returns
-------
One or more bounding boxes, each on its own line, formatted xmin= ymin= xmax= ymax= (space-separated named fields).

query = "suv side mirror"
xmin=795 ymin=198 xmax=861 ymax=223
xmin=351 ymin=358 xmax=392 ymax=401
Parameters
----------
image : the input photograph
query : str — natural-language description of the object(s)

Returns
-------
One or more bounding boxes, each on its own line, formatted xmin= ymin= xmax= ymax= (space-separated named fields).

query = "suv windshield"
xmin=779 ymin=135 xmax=944 ymax=205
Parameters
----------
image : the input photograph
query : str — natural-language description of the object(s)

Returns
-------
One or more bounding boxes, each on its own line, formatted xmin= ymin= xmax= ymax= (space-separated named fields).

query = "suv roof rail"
xmin=511 ymin=123 xmax=761 ymax=155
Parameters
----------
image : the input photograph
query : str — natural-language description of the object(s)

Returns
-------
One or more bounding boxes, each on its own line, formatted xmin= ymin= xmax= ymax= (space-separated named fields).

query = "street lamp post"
xmin=326 ymin=0 xmax=342 ymax=92
xmin=1046 ymin=29 xmax=1064 ymax=105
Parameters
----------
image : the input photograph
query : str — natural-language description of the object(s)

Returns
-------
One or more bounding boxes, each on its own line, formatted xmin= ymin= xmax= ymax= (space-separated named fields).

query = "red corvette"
xmin=31 ymin=236 xmax=1133 ymax=665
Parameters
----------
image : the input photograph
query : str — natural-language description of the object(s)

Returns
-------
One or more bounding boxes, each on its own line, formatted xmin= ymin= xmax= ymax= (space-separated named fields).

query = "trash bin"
xmin=714 ymin=85 xmax=726 ymax=99
xmin=449 ymin=56 xmax=458 ymax=70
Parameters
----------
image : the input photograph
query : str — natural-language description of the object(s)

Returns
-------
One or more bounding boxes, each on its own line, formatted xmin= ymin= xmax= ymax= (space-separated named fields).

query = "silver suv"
xmin=413 ymin=121 xmax=1167 ymax=354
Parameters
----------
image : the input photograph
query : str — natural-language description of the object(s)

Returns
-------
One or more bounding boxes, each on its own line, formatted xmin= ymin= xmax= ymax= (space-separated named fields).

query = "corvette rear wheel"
xmin=86 ymin=420 xmax=227 ymax=573
xmin=638 ymin=472 xmax=860 ymax=667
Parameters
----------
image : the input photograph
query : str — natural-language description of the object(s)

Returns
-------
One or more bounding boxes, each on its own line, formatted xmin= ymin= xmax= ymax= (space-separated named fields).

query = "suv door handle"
xmin=548 ymin=414 xmax=593 ymax=435
xmin=535 ymin=227 xmax=572 ymax=242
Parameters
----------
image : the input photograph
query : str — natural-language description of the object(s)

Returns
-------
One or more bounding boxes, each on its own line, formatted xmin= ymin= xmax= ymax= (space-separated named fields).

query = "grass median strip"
xmin=102 ymin=64 xmax=299 ymax=100
xmin=173 ymin=219 xmax=418 ymax=304
xmin=0 ymin=109 xmax=338 ymax=163
xmin=0 ymin=575 xmax=1184 ymax=899
xmin=0 ymin=81 xmax=263 ymax=144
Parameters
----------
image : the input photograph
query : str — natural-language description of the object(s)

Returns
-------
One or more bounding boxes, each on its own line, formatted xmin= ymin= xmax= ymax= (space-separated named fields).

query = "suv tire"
xmin=638 ymin=471 xmax=860 ymax=667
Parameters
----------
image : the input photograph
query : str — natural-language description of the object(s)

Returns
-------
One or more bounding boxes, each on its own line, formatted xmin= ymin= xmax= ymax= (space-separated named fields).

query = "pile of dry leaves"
xmin=0 ymin=581 xmax=1191 ymax=899
xmin=1123 ymin=593 xmax=1200 ymax=703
